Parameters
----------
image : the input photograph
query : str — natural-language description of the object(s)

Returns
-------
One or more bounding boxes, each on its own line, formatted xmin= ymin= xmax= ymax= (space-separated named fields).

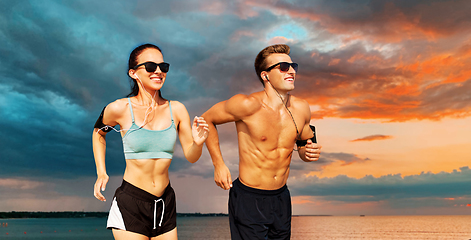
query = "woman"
xmin=93 ymin=43 xmax=209 ymax=240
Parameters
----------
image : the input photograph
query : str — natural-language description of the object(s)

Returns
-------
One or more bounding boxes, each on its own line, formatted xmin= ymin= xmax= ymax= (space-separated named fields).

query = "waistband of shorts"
xmin=119 ymin=179 xmax=171 ymax=202
xmin=233 ymin=178 xmax=287 ymax=196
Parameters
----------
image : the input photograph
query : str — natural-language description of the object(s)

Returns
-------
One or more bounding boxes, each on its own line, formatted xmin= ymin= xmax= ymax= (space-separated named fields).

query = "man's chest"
xmin=240 ymin=108 xmax=302 ymax=144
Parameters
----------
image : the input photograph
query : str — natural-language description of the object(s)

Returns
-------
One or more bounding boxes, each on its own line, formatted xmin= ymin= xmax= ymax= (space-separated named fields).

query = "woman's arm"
xmin=93 ymin=128 xmax=109 ymax=202
xmin=173 ymin=101 xmax=209 ymax=163
xmin=92 ymin=101 xmax=121 ymax=202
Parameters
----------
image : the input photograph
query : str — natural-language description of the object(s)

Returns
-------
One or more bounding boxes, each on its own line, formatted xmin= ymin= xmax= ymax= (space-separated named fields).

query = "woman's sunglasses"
xmin=134 ymin=62 xmax=170 ymax=73
xmin=265 ymin=62 xmax=298 ymax=72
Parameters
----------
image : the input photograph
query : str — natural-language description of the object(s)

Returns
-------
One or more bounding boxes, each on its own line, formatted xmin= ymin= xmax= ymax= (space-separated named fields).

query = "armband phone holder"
xmin=296 ymin=125 xmax=317 ymax=147
xmin=94 ymin=107 xmax=113 ymax=132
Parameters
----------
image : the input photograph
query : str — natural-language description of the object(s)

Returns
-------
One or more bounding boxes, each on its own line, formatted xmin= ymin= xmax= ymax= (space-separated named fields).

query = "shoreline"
xmin=0 ymin=211 xmax=229 ymax=219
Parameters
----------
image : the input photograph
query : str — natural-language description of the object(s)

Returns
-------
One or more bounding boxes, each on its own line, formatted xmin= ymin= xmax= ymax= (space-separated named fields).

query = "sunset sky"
xmin=1 ymin=0 xmax=470 ymax=216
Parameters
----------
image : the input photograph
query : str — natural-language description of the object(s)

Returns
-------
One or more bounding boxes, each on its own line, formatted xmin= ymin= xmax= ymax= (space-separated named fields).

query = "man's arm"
xmin=296 ymin=100 xmax=321 ymax=162
xmin=202 ymin=94 xmax=259 ymax=190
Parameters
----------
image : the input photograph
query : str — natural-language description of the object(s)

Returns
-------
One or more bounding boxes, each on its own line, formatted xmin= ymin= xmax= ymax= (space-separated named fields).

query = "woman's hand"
xmin=192 ymin=116 xmax=209 ymax=145
xmin=94 ymin=174 xmax=109 ymax=202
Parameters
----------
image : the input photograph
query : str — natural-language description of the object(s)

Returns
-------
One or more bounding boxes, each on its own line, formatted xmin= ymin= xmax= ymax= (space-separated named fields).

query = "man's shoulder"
xmin=290 ymin=95 xmax=310 ymax=108
xmin=226 ymin=93 xmax=263 ymax=117
xmin=228 ymin=93 xmax=261 ymax=103
xmin=289 ymin=95 xmax=311 ymax=120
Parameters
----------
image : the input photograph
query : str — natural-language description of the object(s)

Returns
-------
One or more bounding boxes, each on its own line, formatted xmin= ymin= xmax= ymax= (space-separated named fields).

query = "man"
xmin=202 ymin=44 xmax=321 ymax=240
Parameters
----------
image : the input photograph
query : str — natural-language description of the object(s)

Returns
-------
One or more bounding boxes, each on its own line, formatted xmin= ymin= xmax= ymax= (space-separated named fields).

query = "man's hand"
xmin=303 ymin=139 xmax=321 ymax=162
xmin=214 ymin=164 xmax=232 ymax=190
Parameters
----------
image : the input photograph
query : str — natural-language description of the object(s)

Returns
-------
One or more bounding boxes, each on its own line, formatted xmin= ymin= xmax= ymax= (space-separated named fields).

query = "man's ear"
xmin=261 ymin=71 xmax=269 ymax=82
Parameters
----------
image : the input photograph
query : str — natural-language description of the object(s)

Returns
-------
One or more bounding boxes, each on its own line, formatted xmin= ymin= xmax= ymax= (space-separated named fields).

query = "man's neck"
xmin=263 ymin=84 xmax=290 ymax=108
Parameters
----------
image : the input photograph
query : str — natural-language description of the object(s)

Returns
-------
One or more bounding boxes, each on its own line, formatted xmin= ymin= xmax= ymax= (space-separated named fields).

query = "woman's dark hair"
xmin=127 ymin=43 xmax=164 ymax=98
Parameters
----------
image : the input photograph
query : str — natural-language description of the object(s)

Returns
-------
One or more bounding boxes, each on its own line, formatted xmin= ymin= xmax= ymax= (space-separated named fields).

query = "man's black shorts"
xmin=229 ymin=178 xmax=291 ymax=240
xmin=106 ymin=180 xmax=177 ymax=237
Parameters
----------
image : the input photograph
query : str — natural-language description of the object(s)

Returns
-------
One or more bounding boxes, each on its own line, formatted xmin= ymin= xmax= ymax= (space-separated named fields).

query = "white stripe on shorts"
xmin=107 ymin=197 xmax=126 ymax=230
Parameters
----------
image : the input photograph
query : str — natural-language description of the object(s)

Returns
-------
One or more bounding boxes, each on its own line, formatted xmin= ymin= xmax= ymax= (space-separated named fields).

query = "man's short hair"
xmin=254 ymin=44 xmax=291 ymax=86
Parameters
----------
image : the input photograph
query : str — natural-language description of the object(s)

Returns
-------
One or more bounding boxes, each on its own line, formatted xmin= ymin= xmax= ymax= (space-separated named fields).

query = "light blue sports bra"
xmin=122 ymin=98 xmax=177 ymax=159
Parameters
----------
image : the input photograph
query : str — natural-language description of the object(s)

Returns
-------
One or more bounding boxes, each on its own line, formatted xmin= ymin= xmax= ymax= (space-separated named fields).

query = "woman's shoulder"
xmin=104 ymin=98 xmax=130 ymax=117
xmin=168 ymin=100 xmax=189 ymax=116
xmin=168 ymin=100 xmax=186 ymax=111
xmin=168 ymin=100 xmax=192 ymax=122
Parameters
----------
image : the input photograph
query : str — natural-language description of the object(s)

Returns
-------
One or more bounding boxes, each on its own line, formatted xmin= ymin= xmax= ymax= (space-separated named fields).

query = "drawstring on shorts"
xmin=153 ymin=199 xmax=165 ymax=229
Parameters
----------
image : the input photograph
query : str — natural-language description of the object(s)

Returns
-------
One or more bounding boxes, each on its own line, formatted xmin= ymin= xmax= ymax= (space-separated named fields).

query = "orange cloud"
xmin=296 ymin=38 xmax=471 ymax=122
xmin=351 ymin=135 xmax=393 ymax=142
xmin=397 ymin=52 xmax=471 ymax=85
xmin=385 ymin=83 xmax=420 ymax=96
xmin=268 ymin=36 xmax=292 ymax=45
xmin=347 ymin=53 xmax=383 ymax=64
xmin=328 ymin=59 xmax=341 ymax=66
xmin=330 ymin=72 xmax=347 ymax=78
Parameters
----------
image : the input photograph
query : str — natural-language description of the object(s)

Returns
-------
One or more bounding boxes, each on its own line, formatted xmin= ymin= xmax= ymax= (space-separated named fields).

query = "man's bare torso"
xmin=235 ymin=92 xmax=306 ymax=190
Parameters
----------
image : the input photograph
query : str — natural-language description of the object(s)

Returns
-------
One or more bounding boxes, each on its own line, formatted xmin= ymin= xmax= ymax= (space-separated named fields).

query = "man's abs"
xmin=238 ymin=148 xmax=293 ymax=190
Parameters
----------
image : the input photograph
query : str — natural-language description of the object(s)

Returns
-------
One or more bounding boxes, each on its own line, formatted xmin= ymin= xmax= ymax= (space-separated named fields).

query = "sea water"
xmin=290 ymin=215 xmax=471 ymax=240
xmin=1 ymin=215 xmax=471 ymax=239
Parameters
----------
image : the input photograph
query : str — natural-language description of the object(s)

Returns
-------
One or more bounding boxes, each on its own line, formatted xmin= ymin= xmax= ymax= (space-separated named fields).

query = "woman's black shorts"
xmin=106 ymin=180 xmax=177 ymax=237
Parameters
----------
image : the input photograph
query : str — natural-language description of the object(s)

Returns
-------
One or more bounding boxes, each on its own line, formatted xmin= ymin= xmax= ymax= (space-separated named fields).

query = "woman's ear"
xmin=128 ymin=69 xmax=135 ymax=78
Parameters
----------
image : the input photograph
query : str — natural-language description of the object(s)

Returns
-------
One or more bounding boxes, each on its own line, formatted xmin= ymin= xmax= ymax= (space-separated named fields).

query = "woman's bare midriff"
xmin=123 ymin=158 xmax=172 ymax=197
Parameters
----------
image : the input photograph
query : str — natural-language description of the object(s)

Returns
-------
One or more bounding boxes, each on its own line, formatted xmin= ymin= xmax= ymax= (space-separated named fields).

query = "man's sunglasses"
xmin=134 ymin=62 xmax=170 ymax=73
xmin=265 ymin=62 xmax=298 ymax=72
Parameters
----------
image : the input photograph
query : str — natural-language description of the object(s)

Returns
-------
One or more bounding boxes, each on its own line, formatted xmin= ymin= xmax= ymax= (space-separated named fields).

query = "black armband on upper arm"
xmin=94 ymin=107 xmax=113 ymax=132
xmin=296 ymin=125 xmax=317 ymax=147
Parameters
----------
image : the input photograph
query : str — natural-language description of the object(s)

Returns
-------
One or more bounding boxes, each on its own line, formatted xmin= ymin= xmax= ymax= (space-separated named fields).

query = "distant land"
xmin=0 ymin=212 xmax=228 ymax=219
xmin=293 ymin=215 xmax=333 ymax=217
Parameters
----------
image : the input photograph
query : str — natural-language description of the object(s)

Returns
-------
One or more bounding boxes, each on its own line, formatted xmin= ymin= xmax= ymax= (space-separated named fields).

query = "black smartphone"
xmin=309 ymin=125 xmax=317 ymax=143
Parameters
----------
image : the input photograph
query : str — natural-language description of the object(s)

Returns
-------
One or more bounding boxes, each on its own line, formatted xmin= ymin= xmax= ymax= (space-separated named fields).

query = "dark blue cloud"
xmin=0 ymin=86 xmax=126 ymax=177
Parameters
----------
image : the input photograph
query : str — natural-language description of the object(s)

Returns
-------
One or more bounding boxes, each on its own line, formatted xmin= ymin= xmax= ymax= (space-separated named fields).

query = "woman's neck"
xmin=135 ymin=90 xmax=162 ymax=106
